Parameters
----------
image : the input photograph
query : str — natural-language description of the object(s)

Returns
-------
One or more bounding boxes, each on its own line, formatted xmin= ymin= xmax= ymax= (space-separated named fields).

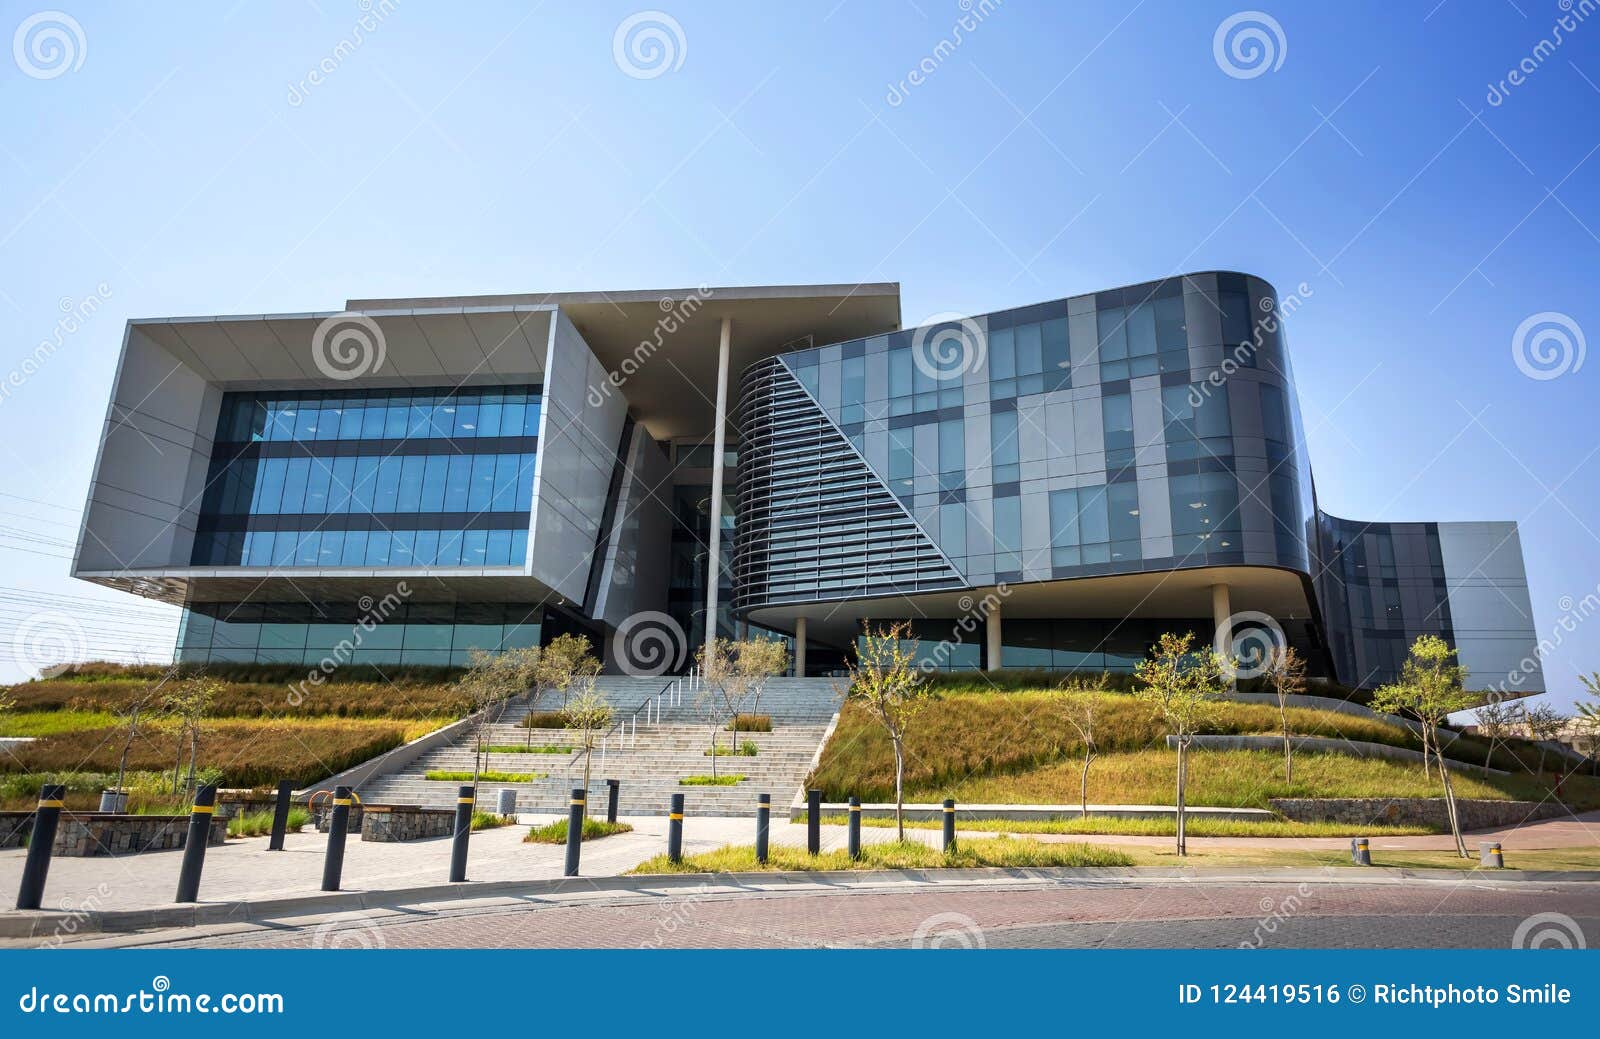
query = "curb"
xmin=4 ymin=864 xmax=1596 ymax=941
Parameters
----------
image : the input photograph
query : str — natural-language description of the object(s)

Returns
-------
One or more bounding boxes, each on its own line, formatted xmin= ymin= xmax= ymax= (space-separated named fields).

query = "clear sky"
xmin=0 ymin=1 xmax=1595 ymax=714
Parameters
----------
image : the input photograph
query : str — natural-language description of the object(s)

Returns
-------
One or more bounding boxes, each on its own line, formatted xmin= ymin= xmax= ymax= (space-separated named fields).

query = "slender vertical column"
xmin=1211 ymin=582 xmax=1232 ymax=649
xmin=986 ymin=601 xmax=1002 ymax=671
xmin=704 ymin=317 xmax=733 ymax=658
xmin=794 ymin=616 xmax=807 ymax=677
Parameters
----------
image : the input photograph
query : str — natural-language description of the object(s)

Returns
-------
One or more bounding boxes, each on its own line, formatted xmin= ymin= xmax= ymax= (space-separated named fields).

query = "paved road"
xmin=104 ymin=876 xmax=1597 ymax=950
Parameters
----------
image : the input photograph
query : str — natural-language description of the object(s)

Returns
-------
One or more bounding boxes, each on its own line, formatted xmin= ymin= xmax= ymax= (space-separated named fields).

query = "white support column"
xmin=1211 ymin=582 xmax=1232 ymax=653
xmin=986 ymin=601 xmax=1002 ymax=671
xmin=703 ymin=317 xmax=732 ymax=659
xmin=794 ymin=616 xmax=807 ymax=677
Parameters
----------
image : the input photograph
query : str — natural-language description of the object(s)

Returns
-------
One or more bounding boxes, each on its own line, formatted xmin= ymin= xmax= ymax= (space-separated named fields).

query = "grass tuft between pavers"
xmin=525 ymin=817 xmax=634 ymax=844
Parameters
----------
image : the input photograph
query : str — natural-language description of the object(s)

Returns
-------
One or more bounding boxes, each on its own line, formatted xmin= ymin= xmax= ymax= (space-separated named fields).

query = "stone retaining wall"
xmin=313 ymin=803 xmax=364 ymax=833
xmin=51 ymin=814 xmax=228 ymax=856
xmin=1269 ymin=797 xmax=1564 ymax=830
xmin=0 ymin=812 xmax=32 ymax=849
xmin=361 ymin=805 xmax=457 ymax=842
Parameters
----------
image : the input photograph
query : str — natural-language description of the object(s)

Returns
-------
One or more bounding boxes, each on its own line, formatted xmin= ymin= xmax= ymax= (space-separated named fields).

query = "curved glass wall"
xmin=739 ymin=272 xmax=1317 ymax=602
xmin=191 ymin=386 xmax=539 ymax=568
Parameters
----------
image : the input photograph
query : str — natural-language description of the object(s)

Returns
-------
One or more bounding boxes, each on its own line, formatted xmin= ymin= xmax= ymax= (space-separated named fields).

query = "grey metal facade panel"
xmin=737 ymin=270 xmax=1540 ymax=690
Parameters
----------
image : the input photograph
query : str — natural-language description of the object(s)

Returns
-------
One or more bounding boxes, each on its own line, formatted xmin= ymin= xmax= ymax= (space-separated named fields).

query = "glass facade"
xmin=742 ymin=272 xmax=1316 ymax=603
xmin=176 ymin=601 xmax=542 ymax=667
xmin=191 ymin=386 xmax=539 ymax=569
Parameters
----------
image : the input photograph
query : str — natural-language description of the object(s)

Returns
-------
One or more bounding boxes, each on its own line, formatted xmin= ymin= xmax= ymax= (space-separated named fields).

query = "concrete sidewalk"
xmin=1 ymin=809 xmax=1595 ymax=940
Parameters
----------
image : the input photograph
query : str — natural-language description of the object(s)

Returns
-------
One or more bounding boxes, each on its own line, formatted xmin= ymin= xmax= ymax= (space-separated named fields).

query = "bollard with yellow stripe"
xmin=564 ymin=787 xmax=587 ymax=877
xmin=942 ymin=798 xmax=958 ymax=853
xmin=1351 ymin=837 xmax=1371 ymax=866
xmin=667 ymin=792 xmax=686 ymax=864
xmin=847 ymin=795 xmax=863 ymax=860
xmin=1480 ymin=841 xmax=1504 ymax=869
xmin=449 ymin=785 xmax=476 ymax=883
xmin=174 ymin=784 xmax=218 ymax=903
xmin=15 ymin=783 xmax=66 ymax=911
xmin=321 ymin=785 xmax=355 ymax=892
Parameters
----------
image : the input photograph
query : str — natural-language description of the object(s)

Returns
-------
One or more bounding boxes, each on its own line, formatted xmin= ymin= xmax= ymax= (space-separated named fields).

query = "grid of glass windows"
xmin=175 ymin=602 xmax=542 ymax=667
xmin=192 ymin=387 xmax=538 ymax=568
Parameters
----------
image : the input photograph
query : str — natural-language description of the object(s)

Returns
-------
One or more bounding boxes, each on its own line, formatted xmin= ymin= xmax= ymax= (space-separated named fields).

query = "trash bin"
xmin=98 ymin=789 xmax=128 ymax=813
xmin=497 ymin=788 xmax=517 ymax=818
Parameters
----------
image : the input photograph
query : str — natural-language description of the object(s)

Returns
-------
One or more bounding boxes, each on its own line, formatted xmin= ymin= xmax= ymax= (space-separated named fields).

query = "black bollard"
xmin=667 ymin=793 xmax=684 ymax=864
xmin=848 ymin=796 xmax=862 ymax=860
xmin=1480 ymin=841 xmax=1504 ymax=868
xmin=174 ymin=784 xmax=218 ymax=903
xmin=942 ymin=798 xmax=956 ymax=853
xmin=1350 ymin=837 xmax=1371 ymax=866
xmin=807 ymin=788 xmax=822 ymax=855
xmin=15 ymin=784 xmax=65 ymax=911
xmin=321 ymin=786 xmax=353 ymax=891
xmin=449 ymin=785 xmax=474 ymax=883
xmin=267 ymin=780 xmax=293 ymax=852
xmin=755 ymin=793 xmax=771 ymax=865
xmin=606 ymin=779 xmax=620 ymax=824
xmin=564 ymin=787 xmax=585 ymax=877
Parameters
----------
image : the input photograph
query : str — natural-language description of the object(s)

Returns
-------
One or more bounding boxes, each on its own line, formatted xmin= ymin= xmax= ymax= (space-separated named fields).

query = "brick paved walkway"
xmin=122 ymin=878 xmax=1600 ymax=949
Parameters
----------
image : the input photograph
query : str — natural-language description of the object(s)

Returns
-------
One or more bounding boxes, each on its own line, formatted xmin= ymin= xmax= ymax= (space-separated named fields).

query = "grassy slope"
xmin=809 ymin=689 xmax=1600 ymax=810
xmin=1 ymin=662 xmax=463 ymax=805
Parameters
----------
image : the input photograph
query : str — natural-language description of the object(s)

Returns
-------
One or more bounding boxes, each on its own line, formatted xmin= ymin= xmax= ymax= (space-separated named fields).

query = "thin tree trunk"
xmin=1175 ymin=736 xmax=1188 ymax=857
xmin=893 ymin=738 xmax=905 ymax=842
xmin=1279 ymin=698 xmax=1293 ymax=783
xmin=1079 ymin=750 xmax=1093 ymax=818
xmin=1436 ymin=744 xmax=1467 ymax=857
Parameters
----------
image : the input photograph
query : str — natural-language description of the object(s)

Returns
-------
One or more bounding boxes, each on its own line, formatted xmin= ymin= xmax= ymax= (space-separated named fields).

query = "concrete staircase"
xmin=356 ymin=676 xmax=844 ymax=817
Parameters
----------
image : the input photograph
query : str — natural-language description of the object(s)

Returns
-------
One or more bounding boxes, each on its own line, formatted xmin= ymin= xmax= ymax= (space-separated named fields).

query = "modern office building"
xmin=71 ymin=273 xmax=1543 ymax=694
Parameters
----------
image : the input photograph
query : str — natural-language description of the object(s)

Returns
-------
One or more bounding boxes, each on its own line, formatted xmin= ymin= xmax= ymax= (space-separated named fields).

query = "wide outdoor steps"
xmin=356 ymin=676 xmax=843 ymax=816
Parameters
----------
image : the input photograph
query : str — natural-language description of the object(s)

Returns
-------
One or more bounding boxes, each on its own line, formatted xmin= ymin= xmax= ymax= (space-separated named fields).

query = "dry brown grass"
xmin=809 ymin=690 xmax=1599 ymax=808
xmin=2 ymin=717 xmax=416 ymax=789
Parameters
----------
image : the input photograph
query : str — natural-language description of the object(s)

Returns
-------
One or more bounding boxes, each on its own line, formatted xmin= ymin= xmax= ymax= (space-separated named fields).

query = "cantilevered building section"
xmin=72 ymin=273 xmax=1542 ymax=695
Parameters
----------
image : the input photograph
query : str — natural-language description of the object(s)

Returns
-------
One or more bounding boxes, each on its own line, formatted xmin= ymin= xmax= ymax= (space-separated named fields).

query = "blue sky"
xmin=0 ymin=1 xmax=1596 ymax=713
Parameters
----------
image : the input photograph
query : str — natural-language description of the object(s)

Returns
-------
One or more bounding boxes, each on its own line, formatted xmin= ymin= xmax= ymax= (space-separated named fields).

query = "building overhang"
xmin=744 ymin=564 xmax=1319 ymax=651
xmin=77 ymin=568 xmax=562 ymax=607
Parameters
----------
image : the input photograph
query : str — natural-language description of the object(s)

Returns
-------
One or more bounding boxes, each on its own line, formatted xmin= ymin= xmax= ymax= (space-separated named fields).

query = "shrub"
xmin=227 ymin=807 xmax=310 ymax=838
xmin=470 ymin=811 xmax=513 ymax=831
xmin=705 ymin=741 xmax=758 ymax=757
xmin=519 ymin=711 xmax=570 ymax=729
xmin=524 ymin=817 xmax=633 ymax=844
xmin=680 ymin=774 xmax=745 ymax=786
xmin=424 ymin=770 xmax=544 ymax=783
xmin=725 ymin=714 xmax=771 ymax=732
xmin=480 ymin=743 xmax=572 ymax=754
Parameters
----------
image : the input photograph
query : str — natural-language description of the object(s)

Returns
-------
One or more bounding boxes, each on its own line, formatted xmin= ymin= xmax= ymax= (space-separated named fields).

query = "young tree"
xmin=1055 ymin=675 xmax=1102 ymax=819
xmin=739 ymin=637 xmax=790 ymax=722
xmin=1370 ymin=635 xmax=1476 ymax=857
xmin=1523 ymin=702 xmax=1569 ymax=777
xmin=1264 ymin=645 xmax=1307 ymax=783
xmin=458 ymin=647 xmax=540 ymax=791
xmin=1580 ymin=673 xmax=1600 ymax=776
xmin=541 ymin=634 xmax=601 ymax=709
xmin=163 ymin=675 xmax=219 ymax=796
xmin=1134 ymin=631 xmax=1228 ymax=857
xmin=561 ymin=676 xmax=615 ymax=798
xmin=114 ymin=663 xmax=180 ymax=803
xmin=1473 ymin=696 xmax=1521 ymax=771
xmin=839 ymin=621 xmax=933 ymax=841
xmin=698 ymin=638 xmax=751 ymax=777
